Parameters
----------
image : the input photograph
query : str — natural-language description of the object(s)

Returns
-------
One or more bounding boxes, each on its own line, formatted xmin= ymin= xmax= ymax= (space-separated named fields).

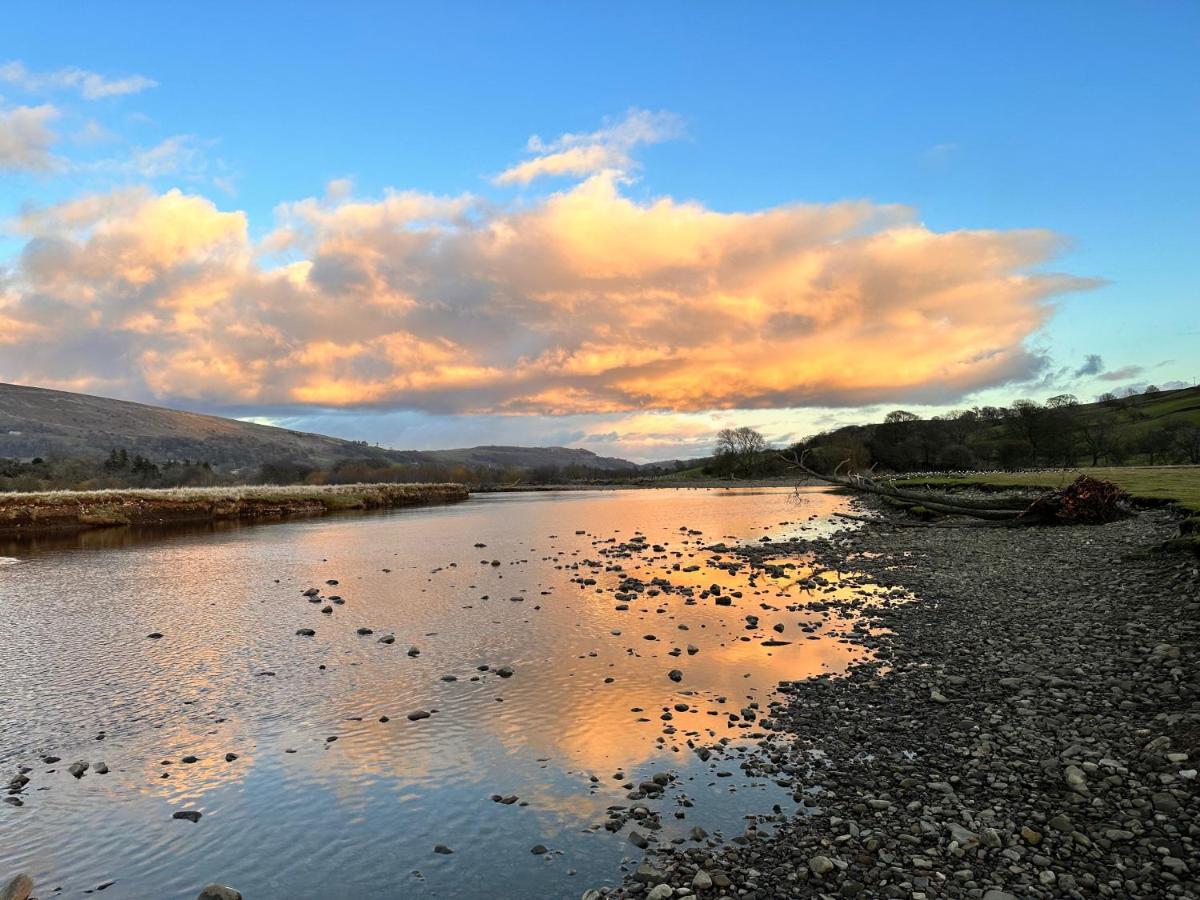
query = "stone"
xmin=692 ymin=870 xmax=713 ymax=890
xmin=0 ymin=874 xmax=33 ymax=900
xmin=808 ymin=855 xmax=834 ymax=875
xmin=173 ymin=810 xmax=202 ymax=823
xmin=196 ymin=886 xmax=242 ymax=900
xmin=668 ymin=669 xmax=683 ymax=682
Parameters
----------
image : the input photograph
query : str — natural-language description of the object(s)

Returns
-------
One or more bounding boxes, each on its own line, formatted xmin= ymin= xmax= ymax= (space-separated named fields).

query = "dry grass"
xmin=897 ymin=466 xmax=1200 ymax=513
xmin=0 ymin=482 xmax=470 ymax=533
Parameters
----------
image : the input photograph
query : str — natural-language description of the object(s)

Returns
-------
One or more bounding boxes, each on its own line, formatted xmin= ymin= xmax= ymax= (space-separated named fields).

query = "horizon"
xmin=2 ymin=3 xmax=1197 ymax=462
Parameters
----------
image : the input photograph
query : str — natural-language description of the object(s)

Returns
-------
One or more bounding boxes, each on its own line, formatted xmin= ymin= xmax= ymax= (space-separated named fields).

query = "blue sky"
xmin=1 ymin=2 xmax=1197 ymax=460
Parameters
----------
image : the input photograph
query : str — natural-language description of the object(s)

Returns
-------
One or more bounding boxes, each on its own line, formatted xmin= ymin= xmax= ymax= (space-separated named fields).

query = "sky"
xmin=1 ymin=2 xmax=1197 ymax=462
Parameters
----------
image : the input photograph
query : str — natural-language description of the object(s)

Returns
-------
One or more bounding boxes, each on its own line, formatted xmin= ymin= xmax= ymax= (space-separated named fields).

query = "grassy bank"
xmin=897 ymin=465 xmax=1200 ymax=512
xmin=0 ymin=482 xmax=470 ymax=535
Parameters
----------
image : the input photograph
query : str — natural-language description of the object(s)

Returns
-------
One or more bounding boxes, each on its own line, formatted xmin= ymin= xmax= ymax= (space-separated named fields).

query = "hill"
xmin=421 ymin=445 xmax=636 ymax=472
xmin=0 ymin=383 xmax=637 ymax=475
xmin=799 ymin=384 xmax=1200 ymax=473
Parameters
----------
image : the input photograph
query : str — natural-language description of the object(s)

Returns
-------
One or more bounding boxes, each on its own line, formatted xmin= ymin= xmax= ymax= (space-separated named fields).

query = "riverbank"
xmin=0 ymin=482 xmax=469 ymax=536
xmin=607 ymin=505 xmax=1199 ymax=899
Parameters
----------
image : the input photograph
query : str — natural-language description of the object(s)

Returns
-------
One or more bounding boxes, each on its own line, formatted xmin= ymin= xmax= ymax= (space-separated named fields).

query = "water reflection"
xmin=0 ymin=487 xmax=898 ymax=899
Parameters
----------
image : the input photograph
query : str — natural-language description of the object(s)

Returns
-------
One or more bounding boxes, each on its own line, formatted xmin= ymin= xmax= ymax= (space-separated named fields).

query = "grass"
xmin=0 ymin=482 xmax=470 ymax=533
xmin=897 ymin=466 xmax=1200 ymax=513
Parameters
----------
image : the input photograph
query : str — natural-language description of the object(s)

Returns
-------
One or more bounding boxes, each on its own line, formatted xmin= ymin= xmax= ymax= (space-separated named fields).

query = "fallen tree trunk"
xmin=784 ymin=451 xmax=1133 ymax=525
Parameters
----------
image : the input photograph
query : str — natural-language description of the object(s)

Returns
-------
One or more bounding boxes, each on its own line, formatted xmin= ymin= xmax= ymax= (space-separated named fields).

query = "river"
xmin=0 ymin=486 xmax=888 ymax=899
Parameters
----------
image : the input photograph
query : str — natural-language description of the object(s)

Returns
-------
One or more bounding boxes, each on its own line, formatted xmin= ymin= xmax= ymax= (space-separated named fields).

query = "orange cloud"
xmin=0 ymin=171 xmax=1094 ymax=414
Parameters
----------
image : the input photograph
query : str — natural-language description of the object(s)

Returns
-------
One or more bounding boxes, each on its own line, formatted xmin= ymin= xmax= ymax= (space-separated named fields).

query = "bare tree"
xmin=714 ymin=426 xmax=768 ymax=477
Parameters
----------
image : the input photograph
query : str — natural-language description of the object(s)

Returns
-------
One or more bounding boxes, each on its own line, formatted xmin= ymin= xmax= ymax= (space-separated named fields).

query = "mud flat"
xmin=607 ymin=506 xmax=1199 ymax=899
xmin=0 ymin=482 xmax=469 ymax=536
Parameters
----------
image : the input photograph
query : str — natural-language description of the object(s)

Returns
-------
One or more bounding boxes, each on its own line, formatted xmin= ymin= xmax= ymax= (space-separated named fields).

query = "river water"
xmin=0 ymin=486 xmax=887 ymax=899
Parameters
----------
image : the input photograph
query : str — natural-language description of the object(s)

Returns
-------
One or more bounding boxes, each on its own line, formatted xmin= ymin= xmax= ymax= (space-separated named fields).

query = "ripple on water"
xmin=0 ymin=487 xmax=909 ymax=899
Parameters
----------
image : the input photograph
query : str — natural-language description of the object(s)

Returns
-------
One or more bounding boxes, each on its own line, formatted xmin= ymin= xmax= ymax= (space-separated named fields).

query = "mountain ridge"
xmin=0 ymin=382 xmax=638 ymax=473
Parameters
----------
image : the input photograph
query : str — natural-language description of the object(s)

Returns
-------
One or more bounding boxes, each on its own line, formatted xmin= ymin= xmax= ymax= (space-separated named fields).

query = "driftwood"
xmin=783 ymin=451 xmax=1133 ymax=526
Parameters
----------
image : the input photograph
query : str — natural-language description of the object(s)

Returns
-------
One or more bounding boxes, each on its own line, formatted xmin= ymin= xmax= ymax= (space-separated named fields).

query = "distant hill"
xmin=0 ymin=383 xmax=638 ymax=473
xmin=421 ymin=445 xmax=636 ymax=472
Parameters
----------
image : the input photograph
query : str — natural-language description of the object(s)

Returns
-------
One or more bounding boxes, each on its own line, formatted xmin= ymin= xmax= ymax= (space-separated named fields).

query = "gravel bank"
xmin=608 ymin=508 xmax=1199 ymax=899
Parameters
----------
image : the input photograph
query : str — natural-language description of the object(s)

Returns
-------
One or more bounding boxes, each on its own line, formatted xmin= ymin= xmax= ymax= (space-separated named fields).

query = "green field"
xmin=898 ymin=466 xmax=1200 ymax=513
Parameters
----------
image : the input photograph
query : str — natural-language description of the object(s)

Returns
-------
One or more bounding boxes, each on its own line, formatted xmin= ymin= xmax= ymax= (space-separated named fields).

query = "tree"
xmin=1079 ymin=416 xmax=1122 ymax=466
xmin=1045 ymin=394 xmax=1079 ymax=409
xmin=714 ymin=426 xmax=768 ymax=477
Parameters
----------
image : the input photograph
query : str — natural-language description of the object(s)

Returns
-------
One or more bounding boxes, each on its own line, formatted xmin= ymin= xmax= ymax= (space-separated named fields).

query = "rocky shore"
xmin=0 ymin=482 xmax=469 ymax=536
xmin=606 ymin=508 xmax=1199 ymax=899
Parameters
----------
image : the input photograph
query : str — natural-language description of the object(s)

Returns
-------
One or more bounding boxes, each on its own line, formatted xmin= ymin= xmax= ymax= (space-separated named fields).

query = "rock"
xmin=1020 ymin=825 xmax=1042 ymax=845
xmin=628 ymin=830 xmax=649 ymax=849
xmin=982 ymin=892 xmax=1017 ymax=900
xmin=68 ymin=761 xmax=88 ymax=778
xmin=646 ymin=885 xmax=673 ymax=900
xmin=356 ymin=627 xmax=374 ymax=635
xmin=146 ymin=632 xmax=163 ymax=639
xmin=1063 ymin=764 xmax=1087 ymax=793
xmin=225 ymin=753 xmax=238 ymax=762
xmin=1152 ymin=791 xmax=1180 ymax=813
xmin=0 ymin=874 xmax=33 ymax=900
xmin=633 ymin=862 xmax=666 ymax=884
xmin=667 ymin=669 xmax=683 ymax=682
xmin=496 ymin=665 xmax=515 ymax=678
xmin=808 ymin=855 xmax=834 ymax=875
xmin=407 ymin=710 xmax=431 ymax=721
xmin=433 ymin=844 xmax=453 ymax=854
xmin=692 ymin=870 xmax=713 ymax=890
xmin=530 ymin=844 xmax=548 ymax=854
xmin=196 ymin=886 xmax=242 ymax=900
xmin=1047 ymin=813 xmax=1073 ymax=832
xmin=378 ymin=634 xmax=395 ymax=644
xmin=295 ymin=628 xmax=315 ymax=637
xmin=93 ymin=762 xmax=109 ymax=775
xmin=173 ymin=810 xmax=202 ymax=823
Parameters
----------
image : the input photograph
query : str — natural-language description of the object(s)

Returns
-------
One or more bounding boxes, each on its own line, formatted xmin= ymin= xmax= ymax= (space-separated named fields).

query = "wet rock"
xmin=530 ymin=844 xmax=548 ymax=855
xmin=173 ymin=810 xmax=202 ymax=823
xmin=496 ymin=665 xmax=514 ymax=678
xmin=667 ymin=669 xmax=683 ymax=682
xmin=433 ymin=844 xmax=453 ymax=854
xmin=0 ymin=874 xmax=33 ymax=900
xmin=146 ymin=632 xmax=163 ymax=639
xmin=68 ymin=761 xmax=88 ymax=778
xmin=196 ymin=886 xmax=242 ymax=900
xmin=407 ymin=710 xmax=431 ymax=721
xmin=295 ymin=628 xmax=315 ymax=637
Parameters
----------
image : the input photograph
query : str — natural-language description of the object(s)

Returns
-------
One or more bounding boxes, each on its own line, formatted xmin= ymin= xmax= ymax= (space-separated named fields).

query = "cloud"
xmin=1073 ymin=353 xmax=1104 ymax=377
xmin=493 ymin=108 xmax=683 ymax=185
xmin=0 ymin=104 xmax=58 ymax=171
xmin=0 ymin=60 xmax=156 ymax=99
xmin=0 ymin=172 xmax=1096 ymax=417
xmin=1097 ymin=364 xmax=1145 ymax=382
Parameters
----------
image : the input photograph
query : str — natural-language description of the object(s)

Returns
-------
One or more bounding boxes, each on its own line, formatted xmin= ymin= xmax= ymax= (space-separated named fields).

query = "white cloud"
xmin=0 ymin=104 xmax=58 ymax=171
xmin=0 ymin=60 xmax=156 ymax=100
xmin=493 ymin=108 xmax=683 ymax=185
xmin=0 ymin=176 xmax=1096 ymax=419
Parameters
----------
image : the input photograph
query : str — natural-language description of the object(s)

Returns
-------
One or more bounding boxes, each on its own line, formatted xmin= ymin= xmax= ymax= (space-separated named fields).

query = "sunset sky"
xmin=2 ymin=2 xmax=1197 ymax=461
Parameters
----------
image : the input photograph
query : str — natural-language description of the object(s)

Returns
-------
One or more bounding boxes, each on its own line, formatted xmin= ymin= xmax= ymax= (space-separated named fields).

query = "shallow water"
xmin=1 ymin=486 xmax=885 ymax=899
